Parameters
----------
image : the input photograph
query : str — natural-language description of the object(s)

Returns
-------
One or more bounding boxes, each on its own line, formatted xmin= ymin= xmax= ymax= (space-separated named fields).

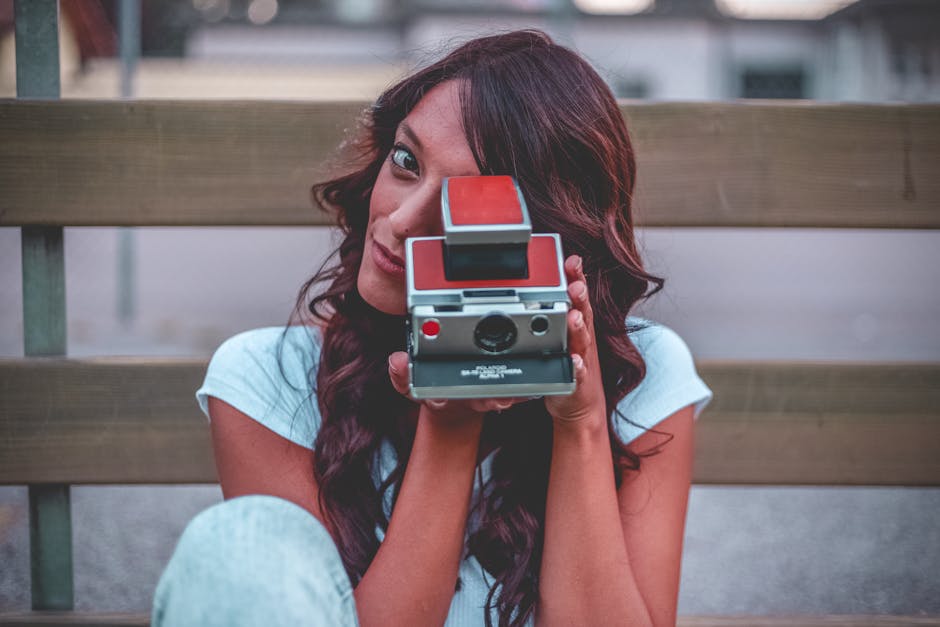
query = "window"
xmin=739 ymin=67 xmax=806 ymax=99
xmin=612 ymin=77 xmax=649 ymax=99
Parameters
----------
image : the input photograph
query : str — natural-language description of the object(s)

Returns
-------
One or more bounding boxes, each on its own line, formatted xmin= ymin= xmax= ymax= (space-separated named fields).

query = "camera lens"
xmin=530 ymin=315 xmax=549 ymax=335
xmin=474 ymin=314 xmax=518 ymax=353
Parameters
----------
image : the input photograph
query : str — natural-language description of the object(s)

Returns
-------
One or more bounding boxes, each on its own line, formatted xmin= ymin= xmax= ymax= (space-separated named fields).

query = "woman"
xmin=153 ymin=30 xmax=711 ymax=627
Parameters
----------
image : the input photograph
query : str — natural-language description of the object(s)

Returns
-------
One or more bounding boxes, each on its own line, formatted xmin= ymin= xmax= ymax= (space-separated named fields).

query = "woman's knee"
xmin=152 ymin=495 xmax=357 ymax=627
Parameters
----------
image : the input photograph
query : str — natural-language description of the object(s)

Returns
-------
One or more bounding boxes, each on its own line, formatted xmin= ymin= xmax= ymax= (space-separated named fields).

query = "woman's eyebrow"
xmin=398 ymin=122 xmax=423 ymax=149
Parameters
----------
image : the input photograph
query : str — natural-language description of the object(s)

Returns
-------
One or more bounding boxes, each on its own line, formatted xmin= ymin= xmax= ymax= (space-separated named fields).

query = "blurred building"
xmin=1 ymin=0 xmax=938 ymax=101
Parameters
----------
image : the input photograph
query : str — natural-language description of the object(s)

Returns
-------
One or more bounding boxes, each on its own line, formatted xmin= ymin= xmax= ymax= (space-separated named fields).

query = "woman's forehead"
xmin=400 ymin=81 xmax=478 ymax=175
xmin=400 ymin=81 xmax=465 ymax=144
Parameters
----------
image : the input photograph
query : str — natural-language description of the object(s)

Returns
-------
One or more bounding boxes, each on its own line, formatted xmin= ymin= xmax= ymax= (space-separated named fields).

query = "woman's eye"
xmin=390 ymin=145 xmax=419 ymax=174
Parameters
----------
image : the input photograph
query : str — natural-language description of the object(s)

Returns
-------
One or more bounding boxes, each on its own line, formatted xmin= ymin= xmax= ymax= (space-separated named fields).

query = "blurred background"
xmin=1 ymin=0 xmax=939 ymax=617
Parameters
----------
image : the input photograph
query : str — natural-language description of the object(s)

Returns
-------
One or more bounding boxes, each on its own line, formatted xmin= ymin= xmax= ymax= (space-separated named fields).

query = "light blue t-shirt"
xmin=195 ymin=317 xmax=712 ymax=626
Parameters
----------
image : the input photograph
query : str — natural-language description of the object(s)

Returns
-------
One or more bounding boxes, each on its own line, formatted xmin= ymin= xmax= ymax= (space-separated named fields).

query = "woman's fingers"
xmin=486 ymin=398 xmax=516 ymax=412
xmin=387 ymin=351 xmax=411 ymax=396
xmin=388 ymin=352 xmax=530 ymax=414
xmin=423 ymin=397 xmax=522 ymax=416
xmin=566 ymin=283 xmax=595 ymax=365
xmin=543 ymin=255 xmax=608 ymax=422
xmin=567 ymin=301 xmax=592 ymax=357
xmin=565 ymin=255 xmax=594 ymax=329
xmin=564 ymin=255 xmax=597 ymax=368
xmin=464 ymin=397 xmax=520 ymax=413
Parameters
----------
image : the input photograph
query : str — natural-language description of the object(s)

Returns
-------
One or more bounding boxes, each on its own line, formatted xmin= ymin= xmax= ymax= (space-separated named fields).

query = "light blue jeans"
xmin=152 ymin=495 xmax=359 ymax=627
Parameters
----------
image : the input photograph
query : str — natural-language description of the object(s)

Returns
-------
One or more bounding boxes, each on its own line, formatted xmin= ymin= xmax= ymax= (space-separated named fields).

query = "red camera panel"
xmin=446 ymin=176 xmax=525 ymax=226
xmin=412 ymin=236 xmax=561 ymax=290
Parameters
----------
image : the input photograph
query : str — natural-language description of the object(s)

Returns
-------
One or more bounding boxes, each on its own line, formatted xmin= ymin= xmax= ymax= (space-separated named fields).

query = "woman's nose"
xmin=389 ymin=187 xmax=442 ymax=240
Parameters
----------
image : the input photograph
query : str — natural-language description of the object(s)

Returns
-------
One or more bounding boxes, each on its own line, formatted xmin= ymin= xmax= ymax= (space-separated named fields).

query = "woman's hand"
xmin=544 ymin=255 xmax=607 ymax=426
xmin=387 ymin=254 xmax=604 ymax=426
xmin=387 ymin=351 xmax=531 ymax=420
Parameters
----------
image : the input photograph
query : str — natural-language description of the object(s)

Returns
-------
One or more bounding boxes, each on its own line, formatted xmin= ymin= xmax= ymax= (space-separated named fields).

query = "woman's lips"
xmin=371 ymin=241 xmax=405 ymax=278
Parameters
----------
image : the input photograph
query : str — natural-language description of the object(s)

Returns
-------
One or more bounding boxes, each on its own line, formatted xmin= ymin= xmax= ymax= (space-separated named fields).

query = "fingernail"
xmin=575 ymin=283 xmax=587 ymax=299
xmin=572 ymin=354 xmax=584 ymax=370
xmin=388 ymin=355 xmax=399 ymax=374
xmin=573 ymin=310 xmax=584 ymax=328
xmin=574 ymin=255 xmax=583 ymax=271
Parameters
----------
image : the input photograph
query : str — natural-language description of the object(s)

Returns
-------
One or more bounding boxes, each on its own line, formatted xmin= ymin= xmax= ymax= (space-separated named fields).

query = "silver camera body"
xmin=405 ymin=175 xmax=575 ymax=399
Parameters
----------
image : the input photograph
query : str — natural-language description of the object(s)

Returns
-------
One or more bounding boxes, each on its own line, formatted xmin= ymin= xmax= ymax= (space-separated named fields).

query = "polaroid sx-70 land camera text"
xmin=405 ymin=175 xmax=576 ymax=399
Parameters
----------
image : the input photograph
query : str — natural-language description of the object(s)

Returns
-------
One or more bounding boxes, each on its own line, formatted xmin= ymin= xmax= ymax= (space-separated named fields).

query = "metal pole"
xmin=119 ymin=0 xmax=140 ymax=99
xmin=15 ymin=0 xmax=73 ymax=611
xmin=15 ymin=0 xmax=60 ymax=99
xmin=27 ymin=484 xmax=72 ymax=611
xmin=117 ymin=0 xmax=140 ymax=326
xmin=549 ymin=0 xmax=576 ymax=48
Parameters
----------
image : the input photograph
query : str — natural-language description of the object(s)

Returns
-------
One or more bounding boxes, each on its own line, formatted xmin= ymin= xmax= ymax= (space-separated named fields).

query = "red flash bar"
xmin=446 ymin=176 xmax=524 ymax=225
xmin=412 ymin=236 xmax=561 ymax=290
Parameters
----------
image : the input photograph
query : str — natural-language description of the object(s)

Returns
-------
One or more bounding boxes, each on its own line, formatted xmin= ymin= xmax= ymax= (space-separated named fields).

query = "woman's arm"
xmin=209 ymin=396 xmax=326 ymax=520
xmin=617 ymin=406 xmax=695 ymax=625
xmin=364 ymin=356 xmax=534 ymax=626
xmin=210 ymin=379 xmax=506 ymax=627
xmin=537 ymin=405 xmax=694 ymax=627
xmin=353 ymin=402 xmax=483 ymax=627
xmin=537 ymin=256 xmax=695 ymax=627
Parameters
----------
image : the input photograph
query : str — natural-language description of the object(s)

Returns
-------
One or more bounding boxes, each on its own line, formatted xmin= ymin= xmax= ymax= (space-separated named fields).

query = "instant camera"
xmin=405 ymin=175 xmax=576 ymax=399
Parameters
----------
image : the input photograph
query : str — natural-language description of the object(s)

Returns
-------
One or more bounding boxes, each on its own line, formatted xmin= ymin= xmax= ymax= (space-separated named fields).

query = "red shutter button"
xmin=421 ymin=319 xmax=441 ymax=338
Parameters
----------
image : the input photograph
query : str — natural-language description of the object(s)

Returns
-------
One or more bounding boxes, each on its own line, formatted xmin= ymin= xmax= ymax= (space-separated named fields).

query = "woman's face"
xmin=358 ymin=80 xmax=481 ymax=315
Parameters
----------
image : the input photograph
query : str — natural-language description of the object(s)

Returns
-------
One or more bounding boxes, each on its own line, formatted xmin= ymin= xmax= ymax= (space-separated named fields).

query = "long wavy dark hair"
xmin=294 ymin=30 xmax=665 ymax=627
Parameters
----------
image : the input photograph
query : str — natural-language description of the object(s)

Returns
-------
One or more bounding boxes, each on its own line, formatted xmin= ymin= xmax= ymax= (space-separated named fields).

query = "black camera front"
xmin=444 ymin=243 xmax=529 ymax=281
xmin=473 ymin=314 xmax=518 ymax=353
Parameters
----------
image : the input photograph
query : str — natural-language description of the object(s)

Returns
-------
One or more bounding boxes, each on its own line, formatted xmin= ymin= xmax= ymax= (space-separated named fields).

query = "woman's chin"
xmin=365 ymin=297 xmax=407 ymax=317
xmin=358 ymin=280 xmax=406 ymax=317
xmin=357 ymin=258 xmax=408 ymax=316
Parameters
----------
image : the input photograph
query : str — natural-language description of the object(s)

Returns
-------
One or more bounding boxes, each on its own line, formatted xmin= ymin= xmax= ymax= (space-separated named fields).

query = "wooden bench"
xmin=2 ymin=7 xmax=939 ymax=622
xmin=2 ymin=97 xmax=938 ymax=627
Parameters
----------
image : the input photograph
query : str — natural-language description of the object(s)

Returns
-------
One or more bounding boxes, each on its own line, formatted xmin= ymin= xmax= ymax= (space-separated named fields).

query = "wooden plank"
xmin=0 ymin=613 xmax=147 ymax=626
xmin=692 ymin=362 xmax=940 ymax=485
xmin=1 ymin=101 xmax=938 ymax=227
xmin=0 ymin=358 xmax=216 ymax=485
xmin=1 ymin=359 xmax=938 ymax=486
xmin=0 ymin=100 xmax=362 ymax=227
xmin=1 ymin=615 xmax=937 ymax=627
xmin=628 ymin=102 xmax=940 ymax=228
xmin=677 ymin=617 xmax=940 ymax=626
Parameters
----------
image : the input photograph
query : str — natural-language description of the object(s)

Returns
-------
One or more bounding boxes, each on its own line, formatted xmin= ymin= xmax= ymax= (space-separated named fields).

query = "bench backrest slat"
xmin=2 ymin=359 xmax=937 ymax=486
xmin=2 ymin=101 xmax=938 ymax=228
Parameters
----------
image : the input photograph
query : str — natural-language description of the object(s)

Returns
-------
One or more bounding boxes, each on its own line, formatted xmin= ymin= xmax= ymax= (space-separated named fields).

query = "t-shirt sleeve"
xmin=195 ymin=326 xmax=322 ymax=450
xmin=612 ymin=320 xmax=713 ymax=445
